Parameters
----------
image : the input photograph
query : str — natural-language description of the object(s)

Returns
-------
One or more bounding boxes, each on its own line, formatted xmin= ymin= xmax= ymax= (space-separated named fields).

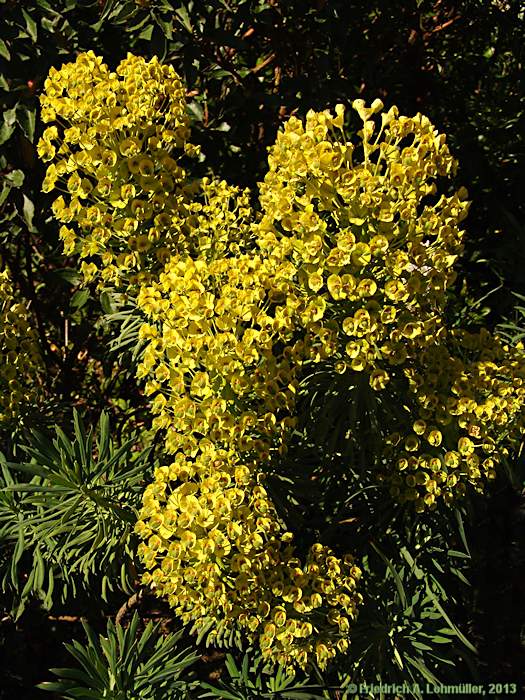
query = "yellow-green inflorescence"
xmin=256 ymin=99 xmax=467 ymax=377
xmin=0 ymin=262 xmax=42 ymax=423
xmin=37 ymin=51 xmax=251 ymax=288
xmin=134 ymin=251 xmax=362 ymax=669
xmin=381 ymin=328 xmax=525 ymax=511
xmin=38 ymin=52 xmax=525 ymax=670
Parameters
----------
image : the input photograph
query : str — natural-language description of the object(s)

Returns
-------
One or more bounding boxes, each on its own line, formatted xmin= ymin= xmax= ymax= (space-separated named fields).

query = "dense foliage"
xmin=1 ymin=2 xmax=524 ymax=699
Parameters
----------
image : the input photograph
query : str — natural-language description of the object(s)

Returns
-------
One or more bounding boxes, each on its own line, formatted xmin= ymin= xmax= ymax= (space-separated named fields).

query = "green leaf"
xmin=21 ymin=9 xmax=38 ymax=42
xmin=405 ymin=654 xmax=441 ymax=686
xmin=71 ymin=289 xmax=90 ymax=309
xmin=47 ymin=667 xmax=89 ymax=682
xmin=53 ymin=268 xmax=82 ymax=285
xmin=0 ymin=39 xmax=10 ymax=61
xmin=455 ymin=508 xmax=471 ymax=557
xmin=22 ymin=194 xmax=35 ymax=231
xmin=3 ymin=106 xmax=17 ymax=127
xmin=0 ymin=183 xmax=11 ymax=206
xmin=2 ymin=484 xmax=69 ymax=493
xmin=36 ymin=0 xmax=58 ymax=12
xmin=371 ymin=541 xmax=407 ymax=609
xmin=429 ymin=635 xmax=453 ymax=644
xmin=43 ymin=566 xmax=55 ymax=609
xmin=393 ymin=644 xmax=404 ymax=669
xmin=138 ymin=24 xmax=154 ymax=41
xmin=450 ymin=566 xmax=470 ymax=586
xmin=174 ymin=6 xmax=192 ymax=32
xmin=448 ymin=549 xmax=470 ymax=559
xmin=11 ymin=524 xmax=25 ymax=582
xmin=17 ymin=105 xmax=36 ymax=142
xmin=37 ymin=681 xmax=74 ymax=692
xmin=155 ymin=14 xmax=173 ymax=40
xmin=100 ymin=290 xmax=117 ymax=314
xmin=187 ymin=100 xmax=204 ymax=122
xmin=425 ymin=584 xmax=477 ymax=654
xmin=0 ymin=121 xmax=15 ymax=145
xmin=5 ymin=169 xmax=24 ymax=187
xmin=199 ymin=684 xmax=243 ymax=700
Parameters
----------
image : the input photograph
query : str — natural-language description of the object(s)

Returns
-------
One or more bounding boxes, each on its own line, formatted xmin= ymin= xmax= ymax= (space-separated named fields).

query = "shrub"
xmin=36 ymin=52 xmax=525 ymax=678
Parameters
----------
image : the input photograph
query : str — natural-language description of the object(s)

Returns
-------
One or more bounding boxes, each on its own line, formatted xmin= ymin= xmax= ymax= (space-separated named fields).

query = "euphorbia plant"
xmin=37 ymin=51 xmax=525 ymax=673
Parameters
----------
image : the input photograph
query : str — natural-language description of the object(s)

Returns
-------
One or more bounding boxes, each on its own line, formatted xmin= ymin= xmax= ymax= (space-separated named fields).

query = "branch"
xmin=115 ymin=589 xmax=144 ymax=626
xmin=251 ymin=52 xmax=276 ymax=74
xmin=422 ymin=14 xmax=461 ymax=41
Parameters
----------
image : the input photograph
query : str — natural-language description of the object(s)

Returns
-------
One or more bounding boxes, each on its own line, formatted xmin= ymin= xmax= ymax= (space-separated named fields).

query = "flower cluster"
xmin=136 ymin=444 xmax=362 ymax=669
xmin=0 ymin=263 xmax=42 ymax=423
xmin=134 ymin=251 xmax=363 ymax=668
xmin=38 ymin=53 xmax=363 ymax=670
xmin=255 ymin=100 xmax=469 ymax=384
xmin=380 ymin=328 xmax=525 ymax=511
xmin=37 ymin=52 xmax=207 ymax=286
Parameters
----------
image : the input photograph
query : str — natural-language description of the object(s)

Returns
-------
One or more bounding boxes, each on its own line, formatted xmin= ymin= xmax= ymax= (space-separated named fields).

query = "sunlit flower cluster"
xmin=38 ymin=53 xmax=363 ymax=670
xmin=37 ymin=51 xmax=208 ymax=286
xmin=136 ymin=444 xmax=362 ymax=669
xmin=0 ymin=263 xmax=42 ymax=423
xmin=380 ymin=328 xmax=525 ymax=511
xmin=134 ymin=250 xmax=364 ymax=668
xmin=255 ymin=99 xmax=469 ymax=384
xmin=38 ymin=53 xmax=525 ymax=670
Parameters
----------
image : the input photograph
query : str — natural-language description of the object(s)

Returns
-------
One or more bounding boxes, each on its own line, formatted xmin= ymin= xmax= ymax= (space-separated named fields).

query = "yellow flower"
xmin=370 ymin=369 xmax=390 ymax=391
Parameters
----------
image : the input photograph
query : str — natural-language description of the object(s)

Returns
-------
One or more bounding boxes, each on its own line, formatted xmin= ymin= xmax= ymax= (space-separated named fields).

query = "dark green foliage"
xmin=345 ymin=526 xmax=477 ymax=697
xmin=497 ymin=293 xmax=525 ymax=344
xmin=0 ymin=411 xmax=154 ymax=618
xmin=37 ymin=612 xmax=199 ymax=699
xmin=199 ymin=651 xmax=323 ymax=700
